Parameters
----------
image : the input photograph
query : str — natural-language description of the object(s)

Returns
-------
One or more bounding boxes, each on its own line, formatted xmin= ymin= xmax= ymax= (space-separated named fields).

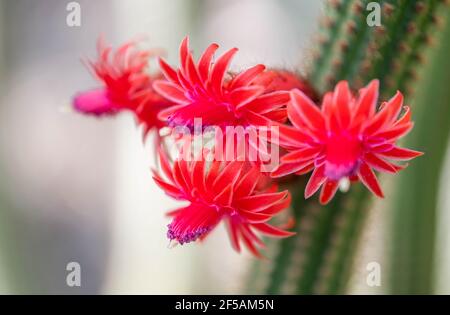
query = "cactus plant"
xmin=246 ymin=0 xmax=450 ymax=294
xmin=64 ymin=0 xmax=450 ymax=295
xmin=388 ymin=5 xmax=450 ymax=294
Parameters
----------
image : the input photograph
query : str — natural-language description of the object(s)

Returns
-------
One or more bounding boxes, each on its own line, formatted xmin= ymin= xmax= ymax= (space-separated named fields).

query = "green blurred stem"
xmin=246 ymin=0 xmax=448 ymax=295
xmin=388 ymin=7 xmax=450 ymax=294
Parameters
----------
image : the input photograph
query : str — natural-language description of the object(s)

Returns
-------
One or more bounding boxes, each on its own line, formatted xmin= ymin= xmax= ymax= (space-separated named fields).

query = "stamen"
xmin=167 ymin=223 xmax=212 ymax=245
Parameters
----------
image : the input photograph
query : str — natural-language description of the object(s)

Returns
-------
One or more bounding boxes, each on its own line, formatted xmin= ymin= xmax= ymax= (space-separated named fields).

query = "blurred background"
xmin=0 ymin=0 xmax=448 ymax=294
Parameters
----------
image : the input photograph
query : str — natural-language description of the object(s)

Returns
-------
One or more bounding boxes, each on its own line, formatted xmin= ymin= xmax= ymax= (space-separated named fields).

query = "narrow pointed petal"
xmin=157 ymin=104 xmax=187 ymax=121
xmin=231 ymin=86 xmax=265 ymax=110
xmin=236 ymin=191 xmax=288 ymax=212
xmin=263 ymin=108 xmax=288 ymax=123
xmin=242 ymin=225 xmax=265 ymax=247
xmin=179 ymin=36 xmax=189 ymax=72
xmin=229 ymin=64 xmax=266 ymax=89
xmin=271 ymin=123 xmax=313 ymax=148
xmin=305 ymin=165 xmax=326 ymax=198
xmin=240 ymin=210 xmax=272 ymax=223
xmin=295 ymin=163 xmax=315 ymax=175
xmin=158 ymin=58 xmax=179 ymax=83
xmin=364 ymin=102 xmax=392 ymax=135
xmin=259 ymin=193 xmax=291 ymax=215
xmin=209 ymin=48 xmax=238 ymax=94
xmin=191 ymin=159 xmax=206 ymax=195
xmin=321 ymin=92 xmax=334 ymax=115
xmin=364 ymin=153 xmax=397 ymax=173
xmin=384 ymin=91 xmax=404 ymax=124
xmin=374 ymin=122 xmax=413 ymax=141
xmin=153 ymin=80 xmax=189 ymax=103
xmin=333 ymin=80 xmax=352 ymax=127
xmin=319 ymin=180 xmax=339 ymax=205
xmin=355 ymin=79 xmax=379 ymax=120
xmin=214 ymin=183 xmax=234 ymax=206
xmin=234 ymin=167 xmax=261 ymax=198
xmin=240 ymin=230 xmax=263 ymax=258
xmin=271 ymin=159 xmax=314 ymax=178
xmin=152 ymin=171 xmax=183 ymax=199
xmin=253 ymin=223 xmax=295 ymax=237
xmin=206 ymin=160 xmax=222 ymax=188
xmin=357 ymin=162 xmax=384 ymax=197
xmin=172 ymin=160 xmax=189 ymax=191
xmin=178 ymin=158 xmax=193 ymax=190
xmin=394 ymin=106 xmax=411 ymax=126
xmin=226 ymin=220 xmax=241 ymax=252
xmin=185 ymin=53 xmax=202 ymax=86
xmin=289 ymin=89 xmax=326 ymax=130
xmin=280 ymin=147 xmax=320 ymax=163
xmin=176 ymin=69 xmax=193 ymax=91
xmin=378 ymin=146 xmax=424 ymax=160
xmin=246 ymin=91 xmax=290 ymax=114
xmin=198 ymin=43 xmax=219 ymax=82
xmin=213 ymin=161 xmax=243 ymax=192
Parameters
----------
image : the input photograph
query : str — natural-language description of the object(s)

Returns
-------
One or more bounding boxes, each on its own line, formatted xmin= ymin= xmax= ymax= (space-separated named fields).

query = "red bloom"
xmin=153 ymin=37 xmax=291 ymax=131
xmin=152 ymin=149 xmax=294 ymax=257
xmin=73 ymin=38 xmax=170 ymax=135
xmin=272 ymin=80 xmax=423 ymax=204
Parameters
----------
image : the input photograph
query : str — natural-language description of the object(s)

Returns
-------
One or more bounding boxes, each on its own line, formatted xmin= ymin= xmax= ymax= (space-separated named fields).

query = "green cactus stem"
xmin=388 ymin=5 xmax=450 ymax=294
xmin=246 ymin=0 xmax=448 ymax=295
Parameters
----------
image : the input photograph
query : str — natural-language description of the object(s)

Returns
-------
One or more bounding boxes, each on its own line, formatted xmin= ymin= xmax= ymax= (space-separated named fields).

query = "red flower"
xmin=153 ymin=37 xmax=291 ymax=131
xmin=272 ymin=80 xmax=423 ymax=204
xmin=152 ymin=149 xmax=294 ymax=257
xmin=73 ymin=37 xmax=170 ymax=135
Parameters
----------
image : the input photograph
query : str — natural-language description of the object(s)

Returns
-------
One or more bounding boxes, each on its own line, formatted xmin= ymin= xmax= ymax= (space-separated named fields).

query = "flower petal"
xmin=281 ymin=146 xmax=321 ymax=163
xmin=319 ymin=180 xmax=339 ymax=205
xmin=333 ymin=80 xmax=352 ymax=127
xmin=196 ymin=42 xmax=219 ymax=82
xmin=384 ymin=91 xmax=404 ymax=124
xmin=231 ymin=86 xmax=265 ymax=110
xmin=364 ymin=153 xmax=398 ymax=173
xmin=152 ymin=171 xmax=183 ymax=199
xmin=209 ymin=48 xmax=238 ymax=95
xmin=236 ymin=191 xmax=289 ymax=212
xmin=357 ymin=162 xmax=384 ymax=198
xmin=246 ymin=91 xmax=290 ymax=114
xmin=153 ymin=80 xmax=189 ymax=104
xmin=354 ymin=79 xmax=379 ymax=120
xmin=253 ymin=223 xmax=295 ymax=237
xmin=214 ymin=183 xmax=234 ymax=206
xmin=225 ymin=219 xmax=241 ymax=252
xmin=229 ymin=64 xmax=266 ymax=89
xmin=289 ymin=89 xmax=326 ymax=130
xmin=234 ymin=166 xmax=262 ymax=198
xmin=378 ymin=146 xmax=423 ymax=161
xmin=213 ymin=161 xmax=244 ymax=193
xmin=158 ymin=57 xmax=179 ymax=83
xmin=305 ymin=165 xmax=327 ymax=199
xmin=271 ymin=159 xmax=314 ymax=178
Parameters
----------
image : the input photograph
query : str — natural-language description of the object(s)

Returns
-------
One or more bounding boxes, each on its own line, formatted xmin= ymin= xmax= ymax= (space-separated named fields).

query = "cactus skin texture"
xmin=246 ymin=0 xmax=450 ymax=294
xmin=388 ymin=5 xmax=450 ymax=294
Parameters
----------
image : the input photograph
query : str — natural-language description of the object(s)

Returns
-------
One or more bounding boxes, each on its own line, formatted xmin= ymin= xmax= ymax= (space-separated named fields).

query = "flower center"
xmin=169 ymin=87 xmax=239 ymax=129
xmin=324 ymin=131 xmax=362 ymax=180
